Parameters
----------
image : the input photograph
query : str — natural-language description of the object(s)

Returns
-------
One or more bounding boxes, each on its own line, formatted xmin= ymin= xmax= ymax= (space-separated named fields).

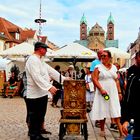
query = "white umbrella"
xmin=104 ymin=47 xmax=130 ymax=59
xmin=46 ymin=43 xmax=97 ymax=69
xmin=48 ymin=42 xmax=97 ymax=60
xmin=0 ymin=42 xmax=54 ymax=57
xmin=0 ymin=42 xmax=33 ymax=56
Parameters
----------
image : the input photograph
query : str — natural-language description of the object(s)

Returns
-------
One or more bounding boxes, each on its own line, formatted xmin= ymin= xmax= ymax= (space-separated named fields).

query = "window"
xmin=108 ymin=27 xmax=112 ymax=32
xmin=90 ymin=33 xmax=93 ymax=36
xmin=15 ymin=33 xmax=20 ymax=40
xmin=94 ymin=33 xmax=99 ymax=36
xmin=82 ymin=33 xmax=85 ymax=37
xmin=81 ymin=27 xmax=85 ymax=31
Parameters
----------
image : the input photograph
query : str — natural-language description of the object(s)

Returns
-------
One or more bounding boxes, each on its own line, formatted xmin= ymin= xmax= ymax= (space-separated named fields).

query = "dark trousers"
xmin=61 ymin=90 xmax=64 ymax=107
xmin=26 ymin=95 xmax=48 ymax=136
xmin=24 ymin=97 xmax=30 ymax=124
xmin=52 ymin=90 xmax=62 ymax=105
xmin=133 ymin=122 xmax=140 ymax=139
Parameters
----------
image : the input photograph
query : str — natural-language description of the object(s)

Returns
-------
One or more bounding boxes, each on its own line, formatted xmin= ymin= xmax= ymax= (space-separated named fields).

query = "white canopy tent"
xmin=0 ymin=42 xmax=54 ymax=59
xmin=47 ymin=43 xmax=97 ymax=61
xmin=0 ymin=58 xmax=11 ymax=70
xmin=46 ymin=42 xmax=97 ymax=69
xmin=104 ymin=47 xmax=130 ymax=59
xmin=0 ymin=42 xmax=54 ymax=77
xmin=0 ymin=42 xmax=33 ymax=56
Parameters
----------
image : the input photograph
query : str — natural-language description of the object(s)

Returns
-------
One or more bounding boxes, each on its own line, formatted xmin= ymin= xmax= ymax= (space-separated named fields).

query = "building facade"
xmin=87 ymin=23 xmax=105 ymax=52
xmin=105 ymin=13 xmax=118 ymax=48
xmin=0 ymin=17 xmax=58 ymax=51
xmin=128 ymin=28 xmax=140 ymax=65
xmin=78 ymin=13 xmax=118 ymax=52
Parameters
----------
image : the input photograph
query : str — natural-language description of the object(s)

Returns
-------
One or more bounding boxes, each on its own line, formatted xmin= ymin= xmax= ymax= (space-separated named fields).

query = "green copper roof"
xmin=107 ymin=13 xmax=114 ymax=24
xmin=74 ymin=40 xmax=88 ymax=47
xmin=80 ymin=13 xmax=87 ymax=25
xmin=105 ymin=40 xmax=118 ymax=48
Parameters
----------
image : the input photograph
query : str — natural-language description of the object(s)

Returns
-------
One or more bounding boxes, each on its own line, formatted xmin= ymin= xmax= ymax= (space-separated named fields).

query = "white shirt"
xmin=25 ymin=54 xmax=66 ymax=99
xmin=85 ymin=74 xmax=92 ymax=83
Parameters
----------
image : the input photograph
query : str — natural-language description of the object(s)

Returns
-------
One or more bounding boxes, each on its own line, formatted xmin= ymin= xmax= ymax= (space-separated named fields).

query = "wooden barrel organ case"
xmin=59 ymin=80 xmax=88 ymax=140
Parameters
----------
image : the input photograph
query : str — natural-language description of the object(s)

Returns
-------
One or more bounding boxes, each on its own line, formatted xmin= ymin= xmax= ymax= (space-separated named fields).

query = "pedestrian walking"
xmin=85 ymin=67 xmax=94 ymax=113
xmin=90 ymin=50 xmax=124 ymax=138
xmin=90 ymin=49 xmax=103 ymax=73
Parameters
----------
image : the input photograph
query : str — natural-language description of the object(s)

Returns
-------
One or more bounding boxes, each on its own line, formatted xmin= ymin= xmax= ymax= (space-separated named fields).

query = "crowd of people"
xmin=89 ymin=49 xmax=140 ymax=139
xmin=2 ymin=40 xmax=140 ymax=140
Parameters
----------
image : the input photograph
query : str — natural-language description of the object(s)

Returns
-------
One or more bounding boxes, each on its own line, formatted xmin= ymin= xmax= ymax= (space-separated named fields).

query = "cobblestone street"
xmin=0 ymin=97 xmax=96 ymax=140
xmin=0 ymin=96 xmax=121 ymax=140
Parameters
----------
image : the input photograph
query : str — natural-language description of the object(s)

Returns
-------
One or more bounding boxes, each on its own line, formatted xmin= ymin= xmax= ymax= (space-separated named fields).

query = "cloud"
xmin=0 ymin=0 xmax=140 ymax=50
xmin=47 ymin=18 xmax=78 ymax=28
xmin=0 ymin=5 xmax=28 ymax=17
xmin=57 ymin=0 xmax=86 ymax=7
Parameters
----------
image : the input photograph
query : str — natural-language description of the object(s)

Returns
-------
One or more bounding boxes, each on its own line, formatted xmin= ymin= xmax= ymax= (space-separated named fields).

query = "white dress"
xmin=90 ymin=64 xmax=121 ymax=120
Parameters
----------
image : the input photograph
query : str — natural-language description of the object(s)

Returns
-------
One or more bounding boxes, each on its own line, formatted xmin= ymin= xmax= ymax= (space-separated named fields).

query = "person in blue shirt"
xmin=90 ymin=49 xmax=103 ymax=72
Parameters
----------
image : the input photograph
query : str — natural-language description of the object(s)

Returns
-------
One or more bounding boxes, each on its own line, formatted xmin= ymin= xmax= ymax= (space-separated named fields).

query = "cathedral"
xmin=75 ymin=13 xmax=119 ymax=53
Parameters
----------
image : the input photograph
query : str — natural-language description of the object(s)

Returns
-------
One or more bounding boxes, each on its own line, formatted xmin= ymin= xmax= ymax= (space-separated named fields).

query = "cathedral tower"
xmin=80 ymin=14 xmax=87 ymax=40
xmin=106 ymin=13 xmax=114 ymax=40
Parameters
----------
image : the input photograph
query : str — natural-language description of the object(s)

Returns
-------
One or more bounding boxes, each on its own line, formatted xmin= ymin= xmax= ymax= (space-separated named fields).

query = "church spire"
xmin=80 ymin=13 xmax=87 ymax=25
xmin=107 ymin=12 xmax=114 ymax=24
xmin=106 ymin=12 xmax=114 ymax=40
xmin=80 ymin=13 xmax=87 ymax=40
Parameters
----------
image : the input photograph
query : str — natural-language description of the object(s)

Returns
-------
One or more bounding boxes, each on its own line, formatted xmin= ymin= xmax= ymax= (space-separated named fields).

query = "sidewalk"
xmin=0 ymin=97 xmax=119 ymax=140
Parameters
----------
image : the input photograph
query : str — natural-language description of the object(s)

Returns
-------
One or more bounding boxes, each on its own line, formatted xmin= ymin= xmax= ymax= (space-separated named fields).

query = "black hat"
xmin=34 ymin=42 xmax=48 ymax=49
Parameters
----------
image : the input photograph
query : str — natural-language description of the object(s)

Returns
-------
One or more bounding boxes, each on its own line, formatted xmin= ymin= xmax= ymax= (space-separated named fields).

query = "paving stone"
xmin=0 ymin=96 xmax=117 ymax=140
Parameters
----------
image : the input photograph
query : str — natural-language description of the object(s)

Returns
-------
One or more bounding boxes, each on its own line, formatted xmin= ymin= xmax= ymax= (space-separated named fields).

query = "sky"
xmin=0 ymin=0 xmax=140 ymax=51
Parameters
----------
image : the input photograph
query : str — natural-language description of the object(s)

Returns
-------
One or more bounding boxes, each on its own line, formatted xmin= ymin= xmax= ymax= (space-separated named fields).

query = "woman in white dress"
xmin=91 ymin=50 xmax=124 ymax=137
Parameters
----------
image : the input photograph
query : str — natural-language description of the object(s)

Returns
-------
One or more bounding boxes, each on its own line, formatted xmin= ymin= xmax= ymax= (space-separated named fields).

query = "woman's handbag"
xmin=88 ymin=82 xmax=94 ymax=92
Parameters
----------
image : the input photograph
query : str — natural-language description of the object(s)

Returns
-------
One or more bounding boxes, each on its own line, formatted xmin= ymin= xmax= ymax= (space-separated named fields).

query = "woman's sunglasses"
xmin=101 ymin=55 xmax=108 ymax=58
